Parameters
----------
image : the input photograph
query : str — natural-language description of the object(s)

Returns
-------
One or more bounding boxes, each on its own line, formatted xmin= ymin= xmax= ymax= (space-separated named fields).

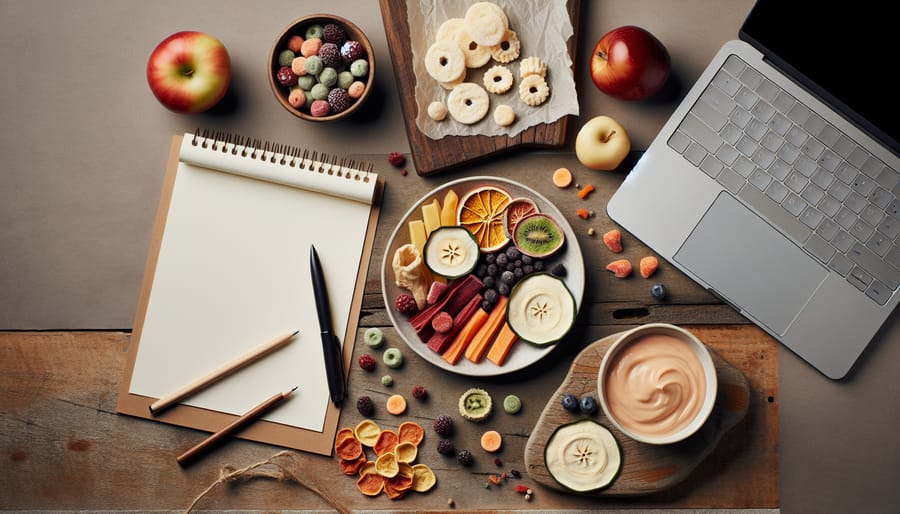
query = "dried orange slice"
xmin=357 ymin=470 xmax=385 ymax=496
xmin=354 ymin=419 xmax=382 ymax=447
xmin=335 ymin=433 xmax=363 ymax=460
xmin=410 ymin=463 xmax=437 ymax=492
xmin=393 ymin=441 xmax=418 ymax=463
xmin=457 ymin=185 xmax=513 ymax=252
xmin=398 ymin=421 xmax=425 ymax=446
xmin=339 ymin=452 xmax=367 ymax=475
xmin=373 ymin=429 xmax=399 ymax=456
xmin=374 ymin=451 xmax=399 ymax=478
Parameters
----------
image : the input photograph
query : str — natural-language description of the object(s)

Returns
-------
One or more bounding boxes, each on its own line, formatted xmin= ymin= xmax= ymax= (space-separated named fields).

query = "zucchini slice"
xmin=506 ymin=272 xmax=576 ymax=346
xmin=544 ymin=419 xmax=622 ymax=492
xmin=423 ymin=226 xmax=480 ymax=279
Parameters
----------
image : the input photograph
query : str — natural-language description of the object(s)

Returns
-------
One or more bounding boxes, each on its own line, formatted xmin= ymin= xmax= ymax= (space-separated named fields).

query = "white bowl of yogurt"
xmin=597 ymin=323 xmax=718 ymax=445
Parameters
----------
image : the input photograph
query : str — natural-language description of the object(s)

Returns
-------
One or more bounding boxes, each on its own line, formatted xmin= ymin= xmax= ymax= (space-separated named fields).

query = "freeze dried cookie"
xmin=519 ymin=74 xmax=550 ymax=106
xmin=490 ymin=30 xmax=521 ymax=64
xmin=493 ymin=104 xmax=515 ymax=126
xmin=519 ymin=56 xmax=547 ymax=78
xmin=447 ymin=82 xmax=490 ymax=124
xmin=464 ymin=2 xmax=509 ymax=47
xmin=427 ymin=100 xmax=448 ymax=121
xmin=439 ymin=74 xmax=465 ymax=90
xmin=436 ymin=18 xmax=465 ymax=42
xmin=425 ymin=41 xmax=466 ymax=83
xmin=483 ymin=65 xmax=513 ymax=94
xmin=455 ymin=29 xmax=493 ymax=69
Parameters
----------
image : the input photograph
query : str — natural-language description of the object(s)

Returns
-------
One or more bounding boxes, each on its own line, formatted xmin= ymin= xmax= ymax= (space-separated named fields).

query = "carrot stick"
xmin=442 ymin=308 xmax=489 ymax=365
xmin=577 ymin=183 xmax=594 ymax=199
xmin=465 ymin=296 xmax=509 ymax=363
xmin=486 ymin=321 xmax=519 ymax=366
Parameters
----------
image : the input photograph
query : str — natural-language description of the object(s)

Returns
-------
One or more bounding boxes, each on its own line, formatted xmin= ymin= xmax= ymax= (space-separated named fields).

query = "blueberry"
xmin=501 ymin=270 xmax=516 ymax=284
xmin=521 ymin=255 xmax=533 ymax=265
xmin=560 ymin=394 xmax=579 ymax=412
xmin=487 ymin=263 xmax=499 ymax=277
xmin=475 ymin=263 xmax=488 ymax=278
xmin=483 ymin=276 xmax=496 ymax=288
xmin=481 ymin=299 xmax=493 ymax=311
xmin=651 ymin=283 xmax=668 ymax=300
xmin=505 ymin=246 xmax=521 ymax=260
xmin=550 ymin=263 xmax=566 ymax=277
xmin=522 ymin=264 xmax=534 ymax=275
xmin=579 ymin=395 xmax=597 ymax=414
xmin=483 ymin=288 xmax=499 ymax=304
xmin=497 ymin=283 xmax=510 ymax=297
xmin=484 ymin=254 xmax=496 ymax=265
xmin=514 ymin=268 xmax=524 ymax=280
xmin=533 ymin=260 xmax=545 ymax=271
xmin=496 ymin=253 xmax=509 ymax=267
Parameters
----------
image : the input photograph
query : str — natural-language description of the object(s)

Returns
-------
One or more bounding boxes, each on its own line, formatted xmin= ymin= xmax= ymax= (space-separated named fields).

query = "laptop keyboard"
xmin=668 ymin=55 xmax=900 ymax=306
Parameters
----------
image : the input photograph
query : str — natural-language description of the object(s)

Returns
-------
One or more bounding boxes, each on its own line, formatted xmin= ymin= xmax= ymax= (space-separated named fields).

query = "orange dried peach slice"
xmin=335 ymin=433 xmax=363 ymax=460
xmin=383 ymin=463 xmax=414 ymax=499
xmin=339 ymin=452 xmax=367 ymax=475
xmin=357 ymin=471 xmax=385 ymax=496
xmin=397 ymin=421 xmax=425 ymax=446
xmin=457 ymin=185 xmax=513 ymax=252
xmin=410 ymin=463 xmax=437 ymax=492
xmin=373 ymin=429 xmax=399 ymax=456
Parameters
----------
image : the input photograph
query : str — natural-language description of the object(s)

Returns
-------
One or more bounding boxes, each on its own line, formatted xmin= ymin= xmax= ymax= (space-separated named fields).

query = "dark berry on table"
xmin=651 ymin=283 xmax=668 ymax=300
xmin=486 ymin=263 xmax=498 ymax=277
xmin=497 ymin=283 xmax=510 ymax=297
xmin=433 ymin=414 xmax=453 ymax=437
xmin=505 ymin=246 xmax=521 ymax=260
xmin=327 ymin=87 xmax=352 ymax=113
xmin=358 ymin=353 xmax=376 ymax=371
xmin=579 ymin=395 xmax=597 ymax=414
xmin=340 ymin=40 xmax=365 ymax=63
xmin=514 ymin=268 xmax=524 ymax=280
xmin=522 ymin=264 xmax=534 ymax=275
xmin=550 ymin=262 xmax=566 ymax=277
xmin=457 ymin=449 xmax=474 ymax=466
xmin=322 ymin=23 xmax=346 ymax=44
xmin=437 ymin=438 xmax=455 ymax=455
xmin=505 ymin=262 xmax=515 ymax=272
xmin=501 ymin=270 xmax=515 ymax=285
xmin=395 ymin=293 xmax=418 ymax=315
xmin=318 ymin=42 xmax=342 ymax=68
xmin=560 ymin=393 xmax=579 ymax=412
xmin=388 ymin=152 xmax=406 ymax=167
xmin=484 ymin=254 xmax=495 ymax=265
xmin=412 ymin=385 xmax=428 ymax=400
xmin=276 ymin=66 xmax=298 ymax=87
xmin=521 ymin=255 xmax=533 ymax=265
xmin=356 ymin=395 xmax=374 ymax=416
xmin=514 ymin=259 xmax=523 ymax=269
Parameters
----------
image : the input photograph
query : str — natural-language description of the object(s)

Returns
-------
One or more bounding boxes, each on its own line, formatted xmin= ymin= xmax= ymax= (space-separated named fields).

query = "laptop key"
xmin=799 ymin=206 xmax=824 ymax=230
xmin=700 ymin=154 xmax=724 ymax=178
xmin=886 ymin=246 xmax=900 ymax=272
xmin=847 ymin=242 xmax=900 ymax=289
xmin=869 ymin=187 xmax=892 ymax=210
xmin=738 ymin=184 xmax=812 ymax=244
xmin=877 ymin=216 xmax=900 ymax=240
xmin=679 ymin=113 xmax=722 ymax=153
xmin=693 ymin=97 xmax=729 ymax=131
xmin=804 ymin=233 xmax=835 ymax=264
xmin=847 ymin=266 xmax=873 ymax=291
xmin=717 ymin=168 xmax=745 ymax=193
xmin=817 ymin=218 xmax=840 ymax=241
xmin=828 ymin=252 xmax=853 ymax=277
xmin=783 ymin=193 xmax=808 ymax=217
xmin=866 ymin=280 xmax=892 ymax=306
xmin=817 ymin=195 xmax=842 ymax=218
xmin=888 ymin=199 xmax=900 ymax=220
xmin=712 ymin=69 xmax=741 ymax=96
xmin=684 ymin=142 xmax=708 ymax=166
xmin=867 ymin=233 xmax=892 ymax=258
xmin=668 ymin=130 xmax=691 ymax=153
xmin=832 ymin=230 xmax=855 ymax=253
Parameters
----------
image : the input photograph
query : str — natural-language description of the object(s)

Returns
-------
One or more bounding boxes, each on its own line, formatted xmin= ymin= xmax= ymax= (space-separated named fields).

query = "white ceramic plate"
xmin=381 ymin=176 xmax=585 ymax=377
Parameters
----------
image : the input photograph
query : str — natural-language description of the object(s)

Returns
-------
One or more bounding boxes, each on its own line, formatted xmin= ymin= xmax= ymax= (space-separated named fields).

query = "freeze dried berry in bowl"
xmin=269 ymin=14 xmax=374 ymax=121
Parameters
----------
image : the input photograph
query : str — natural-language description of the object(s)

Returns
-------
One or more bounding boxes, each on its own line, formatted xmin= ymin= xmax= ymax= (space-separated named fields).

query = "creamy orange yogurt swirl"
xmin=603 ymin=333 xmax=707 ymax=439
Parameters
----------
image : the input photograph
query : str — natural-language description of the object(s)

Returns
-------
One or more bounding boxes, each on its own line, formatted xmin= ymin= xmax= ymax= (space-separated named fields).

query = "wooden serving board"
xmin=378 ymin=0 xmax=580 ymax=176
xmin=525 ymin=328 xmax=751 ymax=496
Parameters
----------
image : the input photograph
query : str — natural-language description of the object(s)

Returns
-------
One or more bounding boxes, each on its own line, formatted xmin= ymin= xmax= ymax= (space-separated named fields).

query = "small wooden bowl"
xmin=268 ymin=14 xmax=374 ymax=121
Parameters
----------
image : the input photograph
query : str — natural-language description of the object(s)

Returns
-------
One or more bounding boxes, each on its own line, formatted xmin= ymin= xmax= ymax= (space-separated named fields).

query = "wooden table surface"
xmin=1 ymin=153 xmax=779 ymax=512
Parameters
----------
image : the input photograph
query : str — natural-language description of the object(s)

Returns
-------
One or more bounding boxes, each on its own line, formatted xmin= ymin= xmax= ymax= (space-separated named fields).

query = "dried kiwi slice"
xmin=512 ymin=212 xmax=564 ymax=258
xmin=544 ymin=419 xmax=621 ymax=492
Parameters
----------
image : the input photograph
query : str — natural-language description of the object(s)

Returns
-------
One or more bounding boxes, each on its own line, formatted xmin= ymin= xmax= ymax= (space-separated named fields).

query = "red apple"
xmin=590 ymin=26 xmax=670 ymax=101
xmin=147 ymin=31 xmax=231 ymax=113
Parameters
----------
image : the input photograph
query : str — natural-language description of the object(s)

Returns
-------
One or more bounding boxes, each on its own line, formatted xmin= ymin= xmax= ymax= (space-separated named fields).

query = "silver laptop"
xmin=607 ymin=0 xmax=899 ymax=379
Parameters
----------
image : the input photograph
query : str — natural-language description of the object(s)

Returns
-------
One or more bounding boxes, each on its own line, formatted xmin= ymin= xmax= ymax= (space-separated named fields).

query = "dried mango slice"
xmin=410 ymin=463 xmax=437 ymax=492
xmin=383 ymin=463 xmax=414 ymax=499
xmin=335 ymin=433 xmax=363 ymax=460
xmin=393 ymin=441 xmax=418 ymax=464
xmin=397 ymin=421 xmax=425 ymax=446
xmin=358 ymin=460 xmax=377 ymax=477
xmin=354 ymin=419 xmax=382 ymax=447
xmin=339 ymin=452 xmax=367 ymax=476
xmin=374 ymin=451 xmax=399 ymax=478
xmin=373 ymin=429 xmax=399 ymax=456
xmin=357 ymin=471 xmax=385 ymax=496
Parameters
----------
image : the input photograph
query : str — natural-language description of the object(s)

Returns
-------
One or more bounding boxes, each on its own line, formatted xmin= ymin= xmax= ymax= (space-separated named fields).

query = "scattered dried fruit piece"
xmin=388 ymin=152 xmax=406 ymax=168
xmin=577 ymin=208 xmax=590 ymax=220
xmin=436 ymin=438 xmax=455 ymax=455
xmin=577 ymin=183 xmax=595 ymax=199
xmin=374 ymin=429 xmax=399 ymax=456
xmin=386 ymin=394 xmax=408 ymax=415
xmin=398 ymin=421 xmax=425 ymax=446
xmin=410 ymin=463 xmax=437 ymax=492
xmin=339 ymin=452 xmax=368 ymax=475
xmin=374 ymin=451 xmax=400 ymax=478
xmin=480 ymin=430 xmax=503 ymax=453
xmin=358 ymin=354 xmax=376 ymax=371
xmin=394 ymin=441 xmax=419 ymax=463
xmin=552 ymin=167 xmax=573 ymax=188
xmin=356 ymin=395 xmax=374 ymax=416
xmin=357 ymin=470 xmax=385 ymax=496
xmin=602 ymin=229 xmax=623 ymax=253
xmin=640 ymin=255 xmax=659 ymax=278
xmin=515 ymin=484 xmax=529 ymax=493
xmin=335 ymin=433 xmax=364 ymax=460
xmin=354 ymin=419 xmax=382 ymax=447
xmin=457 ymin=448 xmax=474 ymax=466
xmin=606 ymin=259 xmax=633 ymax=278
xmin=488 ymin=474 xmax=502 ymax=485
xmin=412 ymin=385 xmax=428 ymax=400
xmin=433 ymin=414 xmax=454 ymax=437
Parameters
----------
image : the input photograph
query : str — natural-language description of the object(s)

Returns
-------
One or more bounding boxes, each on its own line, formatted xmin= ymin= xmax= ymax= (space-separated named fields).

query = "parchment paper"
xmin=408 ymin=0 xmax=579 ymax=139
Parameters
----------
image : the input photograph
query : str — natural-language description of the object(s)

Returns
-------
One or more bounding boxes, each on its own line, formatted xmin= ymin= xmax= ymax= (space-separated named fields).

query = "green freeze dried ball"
xmin=337 ymin=70 xmax=355 ymax=90
xmin=503 ymin=394 xmax=522 ymax=414
xmin=296 ymin=75 xmax=316 ymax=91
xmin=350 ymin=58 xmax=369 ymax=77
xmin=304 ymin=24 xmax=324 ymax=40
xmin=381 ymin=375 xmax=393 ymax=387
xmin=304 ymin=55 xmax=324 ymax=76
xmin=310 ymin=83 xmax=330 ymax=100
xmin=277 ymin=49 xmax=295 ymax=67
xmin=319 ymin=67 xmax=338 ymax=88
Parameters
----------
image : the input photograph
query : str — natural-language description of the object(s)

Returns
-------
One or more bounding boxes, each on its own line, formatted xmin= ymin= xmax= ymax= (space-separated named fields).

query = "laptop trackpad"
xmin=674 ymin=193 xmax=827 ymax=335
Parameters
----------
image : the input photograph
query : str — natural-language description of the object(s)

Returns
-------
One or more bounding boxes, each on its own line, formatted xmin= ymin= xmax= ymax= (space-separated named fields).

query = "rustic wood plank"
xmin=378 ymin=0 xmax=579 ymax=175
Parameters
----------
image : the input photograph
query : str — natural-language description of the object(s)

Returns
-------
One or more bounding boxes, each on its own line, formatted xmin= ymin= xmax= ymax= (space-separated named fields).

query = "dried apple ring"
xmin=436 ymin=18 xmax=465 ymax=42
xmin=425 ymin=41 xmax=466 ymax=84
xmin=393 ymin=441 xmax=418 ymax=464
xmin=354 ymin=419 xmax=382 ymax=447
xmin=398 ymin=421 xmax=425 ymax=446
xmin=455 ymin=29 xmax=492 ymax=68
xmin=411 ymin=463 xmax=437 ymax=492
xmin=483 ymin=65 xmax=513 ymax=94
xmin=447 ymin=82 xmax=490 ymax=125
xmin=373 ymin=429 xmax=399 ymax=456
xmin=519 ymin=74 xmax=550 ymax=106
xmin=464 ymin=1 xmax=508 ymax=47
xmin=374 ymin=451 xmax=400 ymax=478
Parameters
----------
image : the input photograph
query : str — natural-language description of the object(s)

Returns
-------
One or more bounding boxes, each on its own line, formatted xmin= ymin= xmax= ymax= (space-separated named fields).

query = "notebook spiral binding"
xmin=190 ymin=128 xmax=375 ymax=182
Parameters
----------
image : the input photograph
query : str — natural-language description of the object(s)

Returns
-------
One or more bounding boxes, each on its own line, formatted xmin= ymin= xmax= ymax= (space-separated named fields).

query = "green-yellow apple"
xmin=575 ymin=116 xmax=631 ymax=171
xmin=147 ymin=31 xmax=231 ymax=114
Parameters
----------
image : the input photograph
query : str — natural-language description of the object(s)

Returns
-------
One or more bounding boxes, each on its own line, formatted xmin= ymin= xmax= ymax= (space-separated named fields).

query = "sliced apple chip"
xmin=398 ymin=421 xmax=425 ymax=446
xmin=411 ymin=463 xmax=437 ymax=492
xmin=373 ymin=429 xmax=399 ymax=456
xmin=357 ymin=470 xmax=385 ymax=496
xmin=354 ymin=419 xmax=382 ymax=447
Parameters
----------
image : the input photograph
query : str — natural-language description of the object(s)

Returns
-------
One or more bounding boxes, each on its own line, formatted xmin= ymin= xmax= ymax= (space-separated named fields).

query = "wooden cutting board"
xmin=378 ymin=0 xmax=581 ymax=176
xmin=525 ymin=327 xmax=751 ymax=496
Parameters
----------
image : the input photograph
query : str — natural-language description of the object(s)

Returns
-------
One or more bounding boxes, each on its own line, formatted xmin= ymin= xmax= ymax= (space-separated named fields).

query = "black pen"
xmin=309 ymin=244 xmax=346 ymax=406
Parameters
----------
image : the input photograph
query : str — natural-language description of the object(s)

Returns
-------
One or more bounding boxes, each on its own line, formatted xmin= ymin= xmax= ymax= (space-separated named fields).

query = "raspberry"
xmin=358 ymin=354 xmax=376 ymax=371
xmin=327 ymin=87 xmax=352 ymax=114
xmin=340 ymin=40 xmax=365 ymax=63
xmin=356 ymin=395 xmax=374 ymax=417
xmin=322 ymin=23 xmax=346 ymax=45
xmin=457 ymin=449 xmax=474 ymax=466
xmin=412 ymin=385 xmax=428 ymax=400
xmin=276 ymin=66 xmax=298 ymax=87
xmin=318 ymin=42 xmax=342 ymax=68
xmin=388 ymin=152 xmax=406 ymax=168
xmin=436 ymin=438 xmax=454 ymax=456
xmin=433 ymin=414 xmax=453 ymax=437
xmin=394 ymin=294 xmax=418 ymax=315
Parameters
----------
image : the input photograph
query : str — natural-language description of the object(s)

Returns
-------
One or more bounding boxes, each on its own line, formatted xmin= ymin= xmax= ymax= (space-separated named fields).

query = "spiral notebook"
xmin=116 ymin=131 xmax=381 ymax=456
